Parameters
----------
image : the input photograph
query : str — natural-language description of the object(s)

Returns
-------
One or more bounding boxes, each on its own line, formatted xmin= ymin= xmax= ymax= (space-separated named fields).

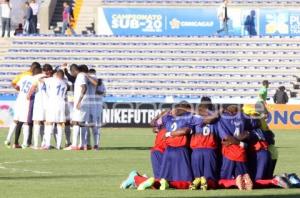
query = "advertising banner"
xmin=259 ymin=9 xmax=300 ymax=36
xmin=1 ymin=101 xmax=299 ymax=130
xmin=97 ymin=7 xmax=258 ymax=36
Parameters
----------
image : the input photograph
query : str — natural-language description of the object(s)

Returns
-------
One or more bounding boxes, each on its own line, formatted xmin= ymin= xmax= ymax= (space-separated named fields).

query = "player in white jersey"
xmin=28 ymin=64 xmax=53 ymax=149
xmin=5 ymin=62 xmax=41 ymax=148
xmin=43 ymin=70 xmax=68 ymax=150
xmin=8 ymin=67 xmax=42 ymax=148
xmin=64 ymin=65 xmax=89 ymax=150
xmin=86 ymin=69 xmax=106 ymax=150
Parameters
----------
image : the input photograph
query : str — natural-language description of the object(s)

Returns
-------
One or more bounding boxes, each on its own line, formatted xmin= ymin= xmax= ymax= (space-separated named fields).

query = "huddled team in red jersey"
xmin=120 ymin=97 xmax=300 ymax=191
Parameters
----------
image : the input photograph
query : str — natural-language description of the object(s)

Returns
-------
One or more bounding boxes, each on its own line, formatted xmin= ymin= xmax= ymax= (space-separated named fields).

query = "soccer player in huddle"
xmin=5 ymin=62 xmax=41 ymax=148
xmin=42 ymin=70 xmax=68 ymax=150
xmin=28 ymin=64 xmax=53 ymax=149
xmin=7 ymin=66 xmax=42 ymax=148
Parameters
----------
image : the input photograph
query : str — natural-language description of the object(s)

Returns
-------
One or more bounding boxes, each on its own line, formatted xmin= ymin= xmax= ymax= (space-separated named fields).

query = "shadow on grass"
xmin=100 ymin=147 xmax=151 ymax=151
xmin=0 ymin=174 xmax=99 ymax=180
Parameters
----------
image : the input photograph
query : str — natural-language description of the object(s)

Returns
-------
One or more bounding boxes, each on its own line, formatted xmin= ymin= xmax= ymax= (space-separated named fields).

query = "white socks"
xmin=33 ymin=124 xmax=41 ymax=148
xmin=6 ymin=122 xmax=17 ymax=143
xmin=44 ymin=124 xmax=54 ymax=148
xmin=22 ymin=124 xmax=30 ymax=147
xmin=72 ymin=125 xmax=80 ymax=147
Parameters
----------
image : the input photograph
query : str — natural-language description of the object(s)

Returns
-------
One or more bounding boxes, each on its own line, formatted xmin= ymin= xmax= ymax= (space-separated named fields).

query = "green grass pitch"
xmin=0 ymin=128 xmax=300 ymax=198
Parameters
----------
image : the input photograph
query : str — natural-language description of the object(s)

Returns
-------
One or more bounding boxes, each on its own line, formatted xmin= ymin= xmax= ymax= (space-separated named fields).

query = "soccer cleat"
xmin=21 ymin=144 xmax=28 ymax=149
xmin=30 ymin=146 xmax=40 ymax=150
xmin=287 ymin=174 xmax=300 ymax=188
xmin=137 ymin=177 xmax=155 ymax=190
xmin=63 ymin=146 xmax=79 ymax=151
xmin=273 ymin=175 xmax=291 ymax=189
xmin=120 ymin=170 xmax=138 ymax=189
xmin=242 ymin=174 xmax=253 ymax=190
xmin=235 ymin=174 xmax=245 ymax=190
xmin=40 ymin=146 xmax=50 ymax=150
xmin=93 ymin=145 xmax=100 ymax=151
xmin=190 ymin=177 xmax=201 ymax=190
xmin=4 ymin=140 xmax=10 ymax=148
xmin=12 ymin=144 xmax=22 ymax=149
xmin=159 ymin=179 xmax=169 ymax=190
xmin=87 ymin=145 xmax=92 ymax=150
xmin=200 ymin=176 xmax=208 ymax=191
xmin=65 ymin=143 xmax=72 ymax=148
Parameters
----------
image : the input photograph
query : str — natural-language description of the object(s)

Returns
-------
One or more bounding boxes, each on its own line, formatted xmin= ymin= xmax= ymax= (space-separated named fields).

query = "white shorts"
xmin=13 ymin=99 xmax=32 ymax=123
xmin=46 ymin=102 xmax=66 ymax=123
xmin=32 ymin=99 xmax=46 ymax=121
xmin=72 ymin=104 xmax=89 ymax=123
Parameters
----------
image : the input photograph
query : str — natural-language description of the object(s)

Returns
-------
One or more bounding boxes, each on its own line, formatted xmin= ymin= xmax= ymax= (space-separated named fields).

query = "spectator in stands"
xmin=30 ymin=0 xmax=39 ymax=34
xmin=217 ymin=0 xmax=229 ymax=35
xmin=244 ymin=10 xmax=257 ymax=36
xmin=273 ymin=86 xmax=289 ymax=104
xmin=24 ymin=2 xmax=34 ymax=34
xmin=61 ymin=1 xmax=76 ymax=36
xmin=255 ymin=80 xmax=270 ymax=116
xmin=1 ymin=0 xmax=12 ymax=38
xmin=14 ymin=23 xmax=23 ymax=36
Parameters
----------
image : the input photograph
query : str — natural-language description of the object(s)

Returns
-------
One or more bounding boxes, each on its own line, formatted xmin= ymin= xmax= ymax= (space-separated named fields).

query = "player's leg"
xmin=190 ymin=149 xmax=203 ymax=190
xmin=64 ymin=121 xmax=80 ymax=150
xmin=43 ymin=122 xmax=54 ymax=149
xmin=79 ymin=124 xmax=88 ymax=150
xmin=65 ymin=120 xmax=72 ymax=147
xmin=5 ymin=120 xmax=18 ymax=147
xmin=33 ymin=120 xmax=42 ymax=149
xmin=203 ymin=149 xmax=218 ymax=190
xmin=55 ymin=123 xmax=64 ymax=150
xmin=14 ymin=122 xmax=23 ymax=148
xmin=219 ymin=157 xmax=243 ymax=190
xmin=22 ymin=123 xmax=30 ymax=148
xmin=92 ymin=126 xmax=100 ymax=150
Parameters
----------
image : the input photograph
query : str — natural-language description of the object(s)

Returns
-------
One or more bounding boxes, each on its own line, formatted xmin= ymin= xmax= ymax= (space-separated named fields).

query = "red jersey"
xmin=151 ymin=128 xmax=167 ymax=153
xmin=190 ymin=124 xmax=218 ymax=149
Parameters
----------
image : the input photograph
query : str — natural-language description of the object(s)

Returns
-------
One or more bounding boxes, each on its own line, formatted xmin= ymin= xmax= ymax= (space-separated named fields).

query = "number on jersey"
xmin=56 ymin=85 xmax=66 ymax=97
xmin=21 ymin=80 xmax=32 ymax=94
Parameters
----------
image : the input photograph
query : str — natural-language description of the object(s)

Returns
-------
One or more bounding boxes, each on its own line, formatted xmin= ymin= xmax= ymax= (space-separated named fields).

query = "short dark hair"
xmin=56 ymin=69 xmax=65 ymax=78
xmin=79 ymin=65 xmax=89 ymax=73
xmin=25 ymin=2 xmax=30 ymax=6
xmin=175 ymin=100 xmax=191 ymax=110
xmin=31 ymin=62 xmax=41 ymax=70
xmin=32 ymin=67 xmax=42 ymax=75
xmin=262 ymin=80 xmax=270 ymax=86
xmin=200 ymin=96 xmax=213 ymax=111
xmin=89 ymin=68 xmax=96 ymax=74
xmin=42 ymin=64 xmax=53 ymax=72
xmin=70 ymin=64 xmax=78 ymax=71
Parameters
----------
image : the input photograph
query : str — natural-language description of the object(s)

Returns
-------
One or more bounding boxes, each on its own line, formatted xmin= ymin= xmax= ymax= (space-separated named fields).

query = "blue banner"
xmin=97 ymin=7 xmax=300 ymax=36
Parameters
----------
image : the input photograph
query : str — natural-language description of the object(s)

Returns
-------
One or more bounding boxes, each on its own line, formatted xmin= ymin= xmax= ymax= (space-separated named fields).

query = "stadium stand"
xmin=0 ymin=35 xmax=299 ymax=103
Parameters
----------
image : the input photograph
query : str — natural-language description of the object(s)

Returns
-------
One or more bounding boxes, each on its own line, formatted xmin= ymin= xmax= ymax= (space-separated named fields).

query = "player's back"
xmin=74 ymin=72 xmax=87 ymax=103
xmin=46 ymin=77 xmax=67 ymax=103
xmin=16 ymin=75 xmax=35 ymax=102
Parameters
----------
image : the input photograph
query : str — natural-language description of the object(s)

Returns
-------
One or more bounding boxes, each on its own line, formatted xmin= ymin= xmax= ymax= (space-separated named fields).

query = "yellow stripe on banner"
xmin=267 ymin=104 xmax=300 ymax=130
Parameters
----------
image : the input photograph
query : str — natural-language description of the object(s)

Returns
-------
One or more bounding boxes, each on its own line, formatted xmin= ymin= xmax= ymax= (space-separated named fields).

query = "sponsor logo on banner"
xmin=169 ymin=18 xmax=214 ymax=29
xmin=111 ymin=14 xmax=163 ymax=33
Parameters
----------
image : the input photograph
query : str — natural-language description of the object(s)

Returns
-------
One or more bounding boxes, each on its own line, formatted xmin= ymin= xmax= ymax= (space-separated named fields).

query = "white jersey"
xmin=14 ymin=75 xmax=35 ymax=122
xmin=72 ymin=72 xmax=88 ymax=122
xmin=45 ymin=77 xmax=67 ymax=104
xmin=45 ymin=77 xmax=67 ymax=123
xmin=32 ymin=74 xmax=49 ymax=121
xmin=74 ymin=73 xmax=88 ymax=105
